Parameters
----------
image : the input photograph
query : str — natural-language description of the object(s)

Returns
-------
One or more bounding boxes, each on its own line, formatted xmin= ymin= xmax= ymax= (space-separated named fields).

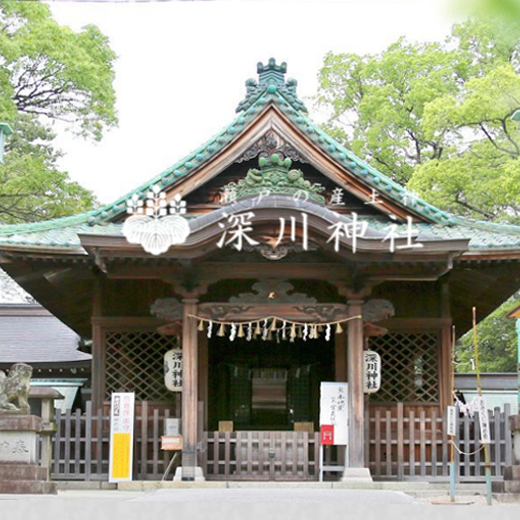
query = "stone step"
xmin=0 ymin=464 xmax=47 ymax=481
xmin=0 ymin=479 xmax=57 ymax=494
xmin=504 ymin=481 xmax=520 ymax=494
xmin=503 ymin=465 xmax=520 ymax=481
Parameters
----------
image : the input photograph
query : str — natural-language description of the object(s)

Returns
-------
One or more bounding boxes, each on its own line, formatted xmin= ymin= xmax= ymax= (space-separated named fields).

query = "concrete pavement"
xmin=132 ymin=488 xmax=419 ymax=504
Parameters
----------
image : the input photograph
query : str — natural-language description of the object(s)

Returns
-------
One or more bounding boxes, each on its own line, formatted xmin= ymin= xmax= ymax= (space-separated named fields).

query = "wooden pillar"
xmin=181 ymin=297 xmax=199 ymax=479
xmin=198 ymin=333 xmax=209 ymax=430
xmin=440 ymin=282 xmax=453 ymax=410
xmin=91 ymin=277 xmax=105 ymax=411
xmin=347 ymin=298 xmax=365 ymax=468
xmin=335 ymin=331 xmax=347 ymax=382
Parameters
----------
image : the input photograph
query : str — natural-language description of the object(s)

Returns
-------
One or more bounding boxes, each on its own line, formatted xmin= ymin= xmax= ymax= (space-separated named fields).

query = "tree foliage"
xmin=317 ymin=18 xmax=520 ymax=371
xmin=0 ymin=2 xmax=117 ymax=224
xmin=316 ymin=18 xmax=520 ymax=223
xmin=457 ymin=296 xmax=519 ymax=373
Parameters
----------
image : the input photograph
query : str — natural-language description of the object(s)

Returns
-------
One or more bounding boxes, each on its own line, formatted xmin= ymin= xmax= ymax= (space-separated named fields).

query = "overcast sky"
xmin=47 ymin=0 xmax=457 ymax=204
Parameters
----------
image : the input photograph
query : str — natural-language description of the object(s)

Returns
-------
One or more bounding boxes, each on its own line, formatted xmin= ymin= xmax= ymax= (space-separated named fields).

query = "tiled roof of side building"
xmin=0 ymin=304 xmax=91 ymax=364
xmin=1 ymin=59 xmax=520 ymax=252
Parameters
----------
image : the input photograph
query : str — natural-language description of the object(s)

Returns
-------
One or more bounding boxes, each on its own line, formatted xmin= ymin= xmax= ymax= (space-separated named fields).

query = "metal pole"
xmin=450 ymin=325 xmax=456 ymax=502
xmin=516 ymin=319 xmax=520 ymax=415
xmin=319 ymin=445 xmax=324 ymax=482
xmin=473 ymin=307 xmax=492 ymax=506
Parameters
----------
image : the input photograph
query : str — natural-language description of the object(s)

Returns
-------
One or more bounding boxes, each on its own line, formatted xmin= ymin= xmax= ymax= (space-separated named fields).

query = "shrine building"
xmin=0 ymin=59 xmax=518 ymax=482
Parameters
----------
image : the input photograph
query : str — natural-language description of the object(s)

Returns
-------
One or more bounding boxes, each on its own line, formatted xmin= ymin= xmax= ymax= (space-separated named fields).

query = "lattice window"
xmin=105 ymin=331 xmax=179 ymax=401
xmin=368 ymin=332 xmax=439 ymax=403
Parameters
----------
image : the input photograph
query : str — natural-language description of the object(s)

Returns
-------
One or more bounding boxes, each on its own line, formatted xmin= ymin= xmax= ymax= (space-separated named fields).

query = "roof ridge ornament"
xmin=257 ymin=58 xmax=287 ymax=88
xmin=236 ymin=58 xmax=308 ymax=114
xmin=223 ymin=154 xmax=325 ymax=204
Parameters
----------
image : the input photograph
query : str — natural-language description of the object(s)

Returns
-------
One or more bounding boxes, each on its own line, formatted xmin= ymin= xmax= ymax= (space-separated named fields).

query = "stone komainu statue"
xmin=0 ymin=363 xmax=32 ymax=413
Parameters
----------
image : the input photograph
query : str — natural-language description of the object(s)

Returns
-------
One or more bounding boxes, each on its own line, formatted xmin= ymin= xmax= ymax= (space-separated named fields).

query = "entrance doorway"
xmin=207 ymin=335 xmax=334 ymax=431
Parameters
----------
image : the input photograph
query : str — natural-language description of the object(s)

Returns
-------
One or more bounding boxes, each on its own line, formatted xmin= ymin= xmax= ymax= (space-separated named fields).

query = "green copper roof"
xmin=2 ymin=213 xmax=520 ymax=252
xmin=1 ymin=58 xmax=520 ymax=253
xmin=236 ymin=59 xmax=308 ymax=114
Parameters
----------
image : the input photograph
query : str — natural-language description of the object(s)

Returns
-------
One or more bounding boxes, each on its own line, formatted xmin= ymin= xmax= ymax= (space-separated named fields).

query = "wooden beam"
xmin=91 ymin=317 xmax=163 ymax=330
xmin=104 ymin=261 xmax=460 ymax=284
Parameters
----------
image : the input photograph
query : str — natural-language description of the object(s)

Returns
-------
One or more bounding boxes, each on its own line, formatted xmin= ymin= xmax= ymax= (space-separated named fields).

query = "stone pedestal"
xmin=504 ymin=414 xmax=520 ymax=494
xmin=173 ymin=466 xmax=205 ymax=482
xmin=341 ymin=467 xmax=373 ymax=483
xmin=0 ymin=414 xmax=57 ymax=494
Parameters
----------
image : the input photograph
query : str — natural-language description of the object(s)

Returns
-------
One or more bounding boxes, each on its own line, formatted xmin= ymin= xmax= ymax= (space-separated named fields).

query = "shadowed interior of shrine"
xmin=208 ymin=335 xmax=335 ymax=431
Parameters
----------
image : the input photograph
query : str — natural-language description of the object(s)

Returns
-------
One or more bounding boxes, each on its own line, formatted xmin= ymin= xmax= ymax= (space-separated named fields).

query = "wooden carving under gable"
xmin=236 ymin=130 xmax=306 ymax=164
xmin=229 ymin=280 xmax=317 ymax=304
xmin=150 ymin=297 xmax=183 ymax=321
xmin=151 ymin=298 xmax=183 ymax=336
xmin=362 ymin=299 xmax=395 ymax=323
xmin=362 ymin=299 xmax=395 ymax=337
xmin=293 ymin=304 xmax=348 ymax=323
xmin=197 ymin=280 xmax=349 ymax=322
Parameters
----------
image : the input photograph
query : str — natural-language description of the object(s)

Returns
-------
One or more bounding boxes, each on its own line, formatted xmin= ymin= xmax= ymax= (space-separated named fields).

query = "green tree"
xmin=0 ymin=2 xmax=117 ymax=223
xmin=457 ymin=297 xmax=518 ymax=373
xmin=316 ymin=18 xmax=520 ymax=371
xmin=316 ymin=18 xmax=520 ymax=222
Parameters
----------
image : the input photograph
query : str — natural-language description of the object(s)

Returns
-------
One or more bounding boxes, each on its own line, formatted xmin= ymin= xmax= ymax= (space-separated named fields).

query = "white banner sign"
xmin=446 ymin=406 xmax=457 ymax=437
xmin=476 ymin=396 xmax=491 ymax=444
xmin=109 ymin=392 xmax=135 ymax=483
xmin=363 ymin=350 xmax=381 ymax=393
xmin=319 ymin=382 xmax=348 ymax=445
xmin=164 ymin=348 xmax=183 ymax=392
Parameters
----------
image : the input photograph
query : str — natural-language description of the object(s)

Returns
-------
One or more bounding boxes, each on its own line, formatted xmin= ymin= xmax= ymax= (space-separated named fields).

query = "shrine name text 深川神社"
xmin=122 ymin=185 xmax=424 ymax=256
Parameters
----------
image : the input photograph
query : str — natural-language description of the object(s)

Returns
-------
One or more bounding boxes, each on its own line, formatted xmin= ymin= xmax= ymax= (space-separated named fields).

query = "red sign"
xmin=320 ymin=424 xmax=334 ymax=445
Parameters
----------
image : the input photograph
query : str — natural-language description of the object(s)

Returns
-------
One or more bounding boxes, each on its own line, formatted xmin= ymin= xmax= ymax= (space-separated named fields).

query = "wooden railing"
xmin=367 ymin=403 xmax=513 ymax=481
xmin=48 ymin=401 xmax=513 ymax=481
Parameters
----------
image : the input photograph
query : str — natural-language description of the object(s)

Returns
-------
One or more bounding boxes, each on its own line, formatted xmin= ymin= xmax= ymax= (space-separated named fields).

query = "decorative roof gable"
xmin=2 ymin=58 xmax=520 ymax=254
xmin=223 ymin=154 xmax=326 ymax=204
xmin=63 ymin=58 xmax=454 ymax=227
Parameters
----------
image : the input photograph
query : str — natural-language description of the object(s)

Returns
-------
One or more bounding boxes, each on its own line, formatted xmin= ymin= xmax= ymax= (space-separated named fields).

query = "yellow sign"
xmin=109 ymin=392 xmax=135 ymax=483
xmin=111 ymin=433 xmax=132 ymax=479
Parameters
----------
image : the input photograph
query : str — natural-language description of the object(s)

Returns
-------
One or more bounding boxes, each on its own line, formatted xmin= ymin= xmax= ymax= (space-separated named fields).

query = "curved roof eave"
xmin=2 ymin=60 xmax=520 ymax=255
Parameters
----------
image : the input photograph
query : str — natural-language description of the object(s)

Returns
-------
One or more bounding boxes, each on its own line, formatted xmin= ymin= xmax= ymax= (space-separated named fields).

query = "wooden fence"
xmin=49 ymin=401 xmax=513 ymax=482
xmin=201 ymin=431 xmax=321 ymax=480
xmin=51 ymin=401 xmax=178 ymax=481
xmin=367 ymin=403 xmax=513 ymax=481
